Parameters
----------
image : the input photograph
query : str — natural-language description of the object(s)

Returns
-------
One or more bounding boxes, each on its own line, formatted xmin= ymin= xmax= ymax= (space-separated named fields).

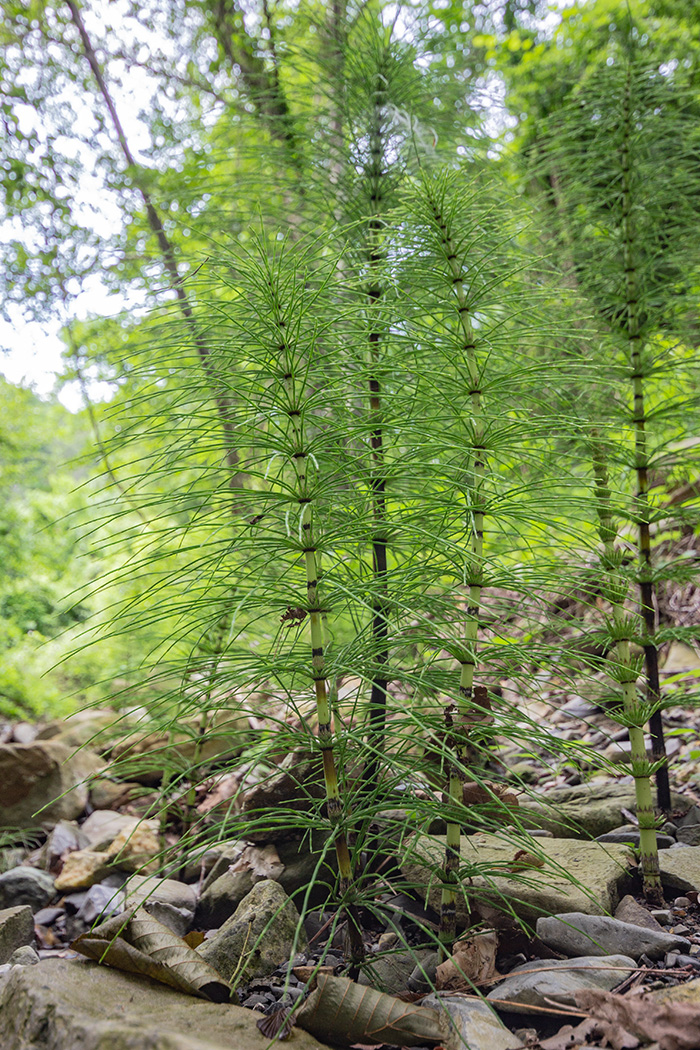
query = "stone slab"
xmin=0 ymin=957 xmax=334 ymax=1050
xmin=486 ymin=954 xmax=636 ymax=1015
xmin=401 ymin=832 xmax=634 ymax=927
xmin=423 ymin=991 xmax=524 ymax=1049
xmin=657 ymin=846 xmax=700 ymax=894
xmin=0 ymin=741 xmax=102 ymax=828
xmin=518 ymin=782 xmax=689 ymax=839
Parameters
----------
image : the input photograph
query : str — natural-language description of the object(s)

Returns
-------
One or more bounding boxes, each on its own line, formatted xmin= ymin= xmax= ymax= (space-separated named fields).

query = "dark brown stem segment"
xmin=619 ymin=66 xmax=670 ymax=814
xmin=65 ymin=0 xmax=241 ymax=487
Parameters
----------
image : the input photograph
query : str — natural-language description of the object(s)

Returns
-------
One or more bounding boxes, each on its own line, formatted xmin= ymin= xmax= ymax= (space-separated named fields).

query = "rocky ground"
xmin=3 ymin=670 xmax=700 ymax=1050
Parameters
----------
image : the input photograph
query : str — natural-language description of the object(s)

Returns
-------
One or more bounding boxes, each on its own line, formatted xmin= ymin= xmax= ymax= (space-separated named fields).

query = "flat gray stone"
xmin=8 ymin=945 xmax=39 ymax=966
xmin=677 ymin=824 xmax=700 ymax=846
xmin=0 ymin=867 xmax=56 ymax=912
xmin=518 ymin=782 xmax=689 ymax=838
xmin=657 ymin=846 xmax=700 ymax=895
xmin=0 ymin=906 xmax=34 ymax=964
xmin=597 ymin=826 xmax=675 ymax=849
xmin=486 ymin=954 xmax=636 ymax=1014
xmin=536 ymin=912 xmax=691 ymax=961
xmin=401 ymin=832 xmax=633 ymax=926
xmin=197 ymin=879 xmax=308 ymax=984
xmin=0 ymin=957 xmax=334 ymax=1050
xmin=423 ymin=991 xmax=524 ymax=1048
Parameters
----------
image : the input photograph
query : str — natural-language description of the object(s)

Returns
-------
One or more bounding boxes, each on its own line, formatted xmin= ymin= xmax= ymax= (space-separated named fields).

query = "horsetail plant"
xmin=591 ymin=438 xmax=663 ymax=904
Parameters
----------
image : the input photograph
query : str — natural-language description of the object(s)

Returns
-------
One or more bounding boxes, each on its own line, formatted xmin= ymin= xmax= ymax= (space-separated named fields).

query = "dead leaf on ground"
xmin=228 ymin=843 xmax=284 ymax=880
xmin=292 ymin=964 xmax=335 ymax=985
xmin=576 ymin=988 xmax=700 ymax=1050
xmin=296 ymin=973 xmax=447 ymax=1047
xmin=462 ymin=781 xmax=519 ymax=810
xmin=507 ymin=849 xmax=546 ymax=873
xmin=72 ymin=905 xmax=231 ymax=1002
xmin=539 ymin=1015 xmax=640 ymax=1050
xmin=436 ymin=931 xmax=501 ymax=990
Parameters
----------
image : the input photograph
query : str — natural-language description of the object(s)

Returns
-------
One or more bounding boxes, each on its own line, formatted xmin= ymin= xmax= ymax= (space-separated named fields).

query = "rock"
xmin=651 ymin=909 xmax=673 ymax=926
xmin=0 ymin=957 xmax=334 ymax=1050
xmin=8 ymin=945 xmax=39 ymax=966
xmin=54 ymin=850 xmax=112 ymax=892
xmin=88 ymin=777 xmax=141 ymax=810
xmin=197 ymin=879 xmax=308 ymax=984
xmin=195 ymin=869 xmax=257 ymax=929
xmin=401 ymin=833 xmax=633 ymax=926
xmin=109 ymin=708 xmax=252 ymax=785
xmin=0 ymin=867 xmax=56 ymax=911
xmin=36 ymin=708 xmax=122 ymax=750
xmin=518 ymin=782 xmax=689 ymax=838
xmin=597 ymin=826 xmax=675 ymax=849
xmin=614 ymin=895 xmax=664 ymax=931
xmin=675 ymin=804 xmax=700 ymax=829
xmin=12 ymin=722 xmax=40 ymax=744
xmin=0 ymin=741 xmax=103 ymax=828
xmin=536 ymin=913 xmax=691 ymax=961
xmin=359 ymin=948 xmax=435 ymax=996
xmin=423 ymin=991 xmax=524 ymax=1049
xmin=39 ymin=820 xmax=90 ymax=872
xmin=76 ymin=884 xmax=125 ymax=924
xmin=0 ymin=906 xmax=34 ymax=964
xmin=677 ymin=824 xmax=700 ymax=846
xmin=124 ymin=875 xmax=196 ymax=936
xmin=80 ymin=810 xmax=140 ymax=851
xmin=657 ymin=844 xmax=700 ymax=894
xmin=650 ymin=974 xmax=700 ymax=1007
xmin=106 ymin=818 xmax=160 ymax=874
xmin=486 ymin=954 xmax=636 ymax=1014
xmin=408 ymin=951 xmax=440 ymax=992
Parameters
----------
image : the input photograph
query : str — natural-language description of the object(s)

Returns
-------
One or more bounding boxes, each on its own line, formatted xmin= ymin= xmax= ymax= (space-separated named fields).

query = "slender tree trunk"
xmin=65 ymin=0 xmax=242 ymax=487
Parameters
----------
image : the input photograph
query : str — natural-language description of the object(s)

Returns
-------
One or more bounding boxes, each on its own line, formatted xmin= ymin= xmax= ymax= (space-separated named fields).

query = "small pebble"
xmin=674 ymin=897 xmax=692 ymax=909
xmin=651 ymin=910 xmax=673 ymax=926
xmin=241 ymin=994 xmax=270 ymax=1010
xmin=671 ymin=925 xmax=690 ymax=935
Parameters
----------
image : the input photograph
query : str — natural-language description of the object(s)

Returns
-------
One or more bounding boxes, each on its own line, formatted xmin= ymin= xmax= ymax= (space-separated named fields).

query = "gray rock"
xmin=486 ymin=954 xmax=636 ymax=1014
xmin=124 ymin=874 xmax=196 ymax=915
xmin=401 ymin=833 xmax=633 ymax=926
xmin=79 ymin=810 xmax=138 ymax=851
xmin=195 ymin=869 xmax=257 ymax=929
xmin=651 ymin=909 xmax=673 ymax=926
xmin=0 ymin=957 xmax=334 ymax=1050
xmin=39 ymin=820 xmax=89 ymax=869
xmin=658 ymin=845 xmax=700 ymax=895
xmin=614 ymin=894 xmax=665 ymax=931
xmin=423 ymin=991 xmax=524 ymax=1048
xmin=75 ymin=883 xmax=125 ymax=924
xmin=409 ymin=950 xmax=440 ymax=992
xmin=536 ymin=912 xmax=691 ymax=961
xmin=0 ymin=741 xmax=102 ymax=828
xmin=597 ymin=826 xmax=675 ymax=849
xmin=197 ymin=879 xmax=308 ymax=985
xmin=518 ymin=782 xmax=688 ymax=839
xmin=0 ymin=867 xmax=55 ymax=911
xmin=359 ymin=948 xmax=435 ymax=996
xmin=675 ymin=805 xmax=700 ymax=829
xmin=8 ymin=945 xmax=39 ymax=966
xmin=0 ymin=905 xmax=34 ymax=964
xmin=677 ymin=824 xmax=700 ymax=846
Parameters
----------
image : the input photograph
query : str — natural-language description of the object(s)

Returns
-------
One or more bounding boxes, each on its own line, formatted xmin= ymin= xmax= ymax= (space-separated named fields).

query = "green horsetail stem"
xmin=591 ymin=441 xmax=663 ymax=904
xmin=362 ymin=69 xmax=389 ymax=797
xmin=426 ymin=181 xmax=486 ymax=953
xmin=620 ymin=68 xmax=670 ymax=814
xmin=282 ymin=347 xmax=362 ymax=962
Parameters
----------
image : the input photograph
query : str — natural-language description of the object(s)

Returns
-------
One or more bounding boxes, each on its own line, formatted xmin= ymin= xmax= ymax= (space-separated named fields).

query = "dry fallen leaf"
xmin=228 ymin=843 xmax=284 ymax=880
xmin=296 ymin=973 xmax=447 ymax=1047
xmin=72 ymin=905 xmax=231 ymax=1002
xmin=461 ymin=781 xmax=519 ymax=810
xmin=507 ymin=849 xmax=546 ymax=873
xmin=539 ymin=1015 xmax=640 ymax=1050
xmin=576 ymin=988 xmax=700 ymax=1050
xmin=436 ymin=932 xmax=501 ymax=990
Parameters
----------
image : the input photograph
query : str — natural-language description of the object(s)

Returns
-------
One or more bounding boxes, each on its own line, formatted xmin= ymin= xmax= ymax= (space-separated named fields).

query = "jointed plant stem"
xmin=426 ymin=180 xmax=487 ymax=952
xmin=619 ymin=66 xmax=670 ymax=814
xmin=591 ymin=440 xmax=662 ymax=904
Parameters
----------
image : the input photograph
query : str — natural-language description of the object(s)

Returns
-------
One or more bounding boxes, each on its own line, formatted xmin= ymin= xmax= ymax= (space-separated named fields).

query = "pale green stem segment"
xmin=283 ymin=359 xmax=355 ymax=902
xmin=619 ymin=67 xmax=669 ymax=814
xmin=592 ymin=443 xmax=662 ymax=904
xmin=427 ymin=185 xmax=486 ymax=952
